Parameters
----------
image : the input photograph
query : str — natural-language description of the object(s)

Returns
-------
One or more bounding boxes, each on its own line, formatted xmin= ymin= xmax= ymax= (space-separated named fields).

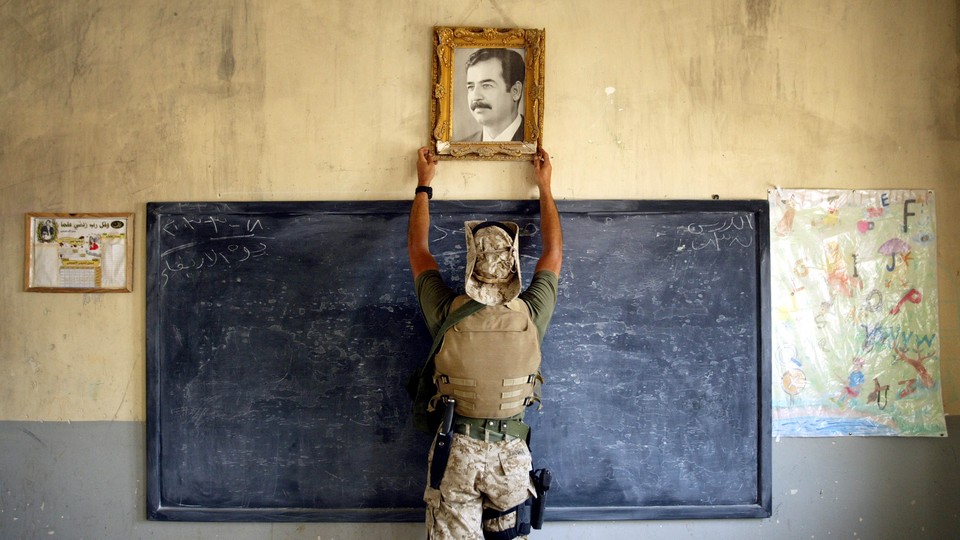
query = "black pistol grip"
xmin=540 ymin=468 xmax=552 ymax=491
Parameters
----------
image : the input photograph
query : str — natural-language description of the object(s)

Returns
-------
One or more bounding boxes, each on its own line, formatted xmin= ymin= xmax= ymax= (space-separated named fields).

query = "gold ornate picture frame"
xmin=24 ymin=212 xmax=134 ymax=292
xmin=430 ymin=26 xmax=545 ymax=160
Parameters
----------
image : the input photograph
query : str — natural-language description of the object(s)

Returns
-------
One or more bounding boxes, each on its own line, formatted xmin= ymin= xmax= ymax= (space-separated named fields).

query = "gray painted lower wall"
xmin=1 ymin=418 xmax=958 ymax=540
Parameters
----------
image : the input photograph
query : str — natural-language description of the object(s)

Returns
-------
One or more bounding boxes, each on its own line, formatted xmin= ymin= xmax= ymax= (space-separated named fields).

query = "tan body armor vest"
xmin=434 ymin=295 xmax=542 ymax=419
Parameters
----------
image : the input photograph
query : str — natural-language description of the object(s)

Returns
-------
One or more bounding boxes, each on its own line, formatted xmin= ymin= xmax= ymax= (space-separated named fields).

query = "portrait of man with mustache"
xmin=453 ymin=48 xmax=526 ymax=143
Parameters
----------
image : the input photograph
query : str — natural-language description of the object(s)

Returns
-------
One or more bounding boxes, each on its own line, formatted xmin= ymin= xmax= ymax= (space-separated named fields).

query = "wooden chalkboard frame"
xmin=146 ymin=200 xmax=771 ymax=522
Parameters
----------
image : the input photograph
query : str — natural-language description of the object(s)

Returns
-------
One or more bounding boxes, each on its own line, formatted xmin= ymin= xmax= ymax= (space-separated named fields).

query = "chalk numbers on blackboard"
xmin=159 ymin=215 xmax=269 ymax=287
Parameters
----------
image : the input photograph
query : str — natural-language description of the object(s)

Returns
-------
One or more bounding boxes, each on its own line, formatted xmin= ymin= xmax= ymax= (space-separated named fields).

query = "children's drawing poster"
xmin=25 ymin=213 xmax=133 ymax=292
xmin=769 ymin=190 xmax=946 ymax=437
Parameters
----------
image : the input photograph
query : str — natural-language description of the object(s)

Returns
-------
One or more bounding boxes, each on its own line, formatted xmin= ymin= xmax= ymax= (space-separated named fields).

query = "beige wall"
xmin=2 ymin=0 xmax=958 ymax=421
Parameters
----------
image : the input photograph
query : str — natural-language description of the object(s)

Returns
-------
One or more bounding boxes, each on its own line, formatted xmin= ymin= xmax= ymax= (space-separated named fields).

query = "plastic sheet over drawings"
xmin=769 ymin=189 xmax=946 ymax=437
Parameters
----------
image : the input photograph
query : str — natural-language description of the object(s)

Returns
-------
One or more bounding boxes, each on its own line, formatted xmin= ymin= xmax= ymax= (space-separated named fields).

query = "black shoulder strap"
xmin=418 ymin=298 xmax=485 ymax=376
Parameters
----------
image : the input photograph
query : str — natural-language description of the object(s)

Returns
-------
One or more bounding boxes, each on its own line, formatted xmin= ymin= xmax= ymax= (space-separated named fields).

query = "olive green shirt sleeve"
xmin=519 ymin=270 xmax=560 ymax=344
xmin=414 ymin=270 xmax=457 ymax=338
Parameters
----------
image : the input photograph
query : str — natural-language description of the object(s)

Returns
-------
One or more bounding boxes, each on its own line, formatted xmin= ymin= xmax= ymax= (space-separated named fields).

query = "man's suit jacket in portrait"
xmin=462 ymin=116 xmax=524 ymax=143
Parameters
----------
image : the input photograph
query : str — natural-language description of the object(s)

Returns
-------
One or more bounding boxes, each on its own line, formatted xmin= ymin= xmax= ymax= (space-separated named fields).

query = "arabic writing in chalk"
xmin=683 ymin=215 xmax=755 ymax=251
xmin=159 ymin=216 xmax=270 ymax=287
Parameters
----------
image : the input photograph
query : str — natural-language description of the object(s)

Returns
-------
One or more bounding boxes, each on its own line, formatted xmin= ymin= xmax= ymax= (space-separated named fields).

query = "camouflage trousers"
xmin=424 ymin=433 xmax=536 ymax=540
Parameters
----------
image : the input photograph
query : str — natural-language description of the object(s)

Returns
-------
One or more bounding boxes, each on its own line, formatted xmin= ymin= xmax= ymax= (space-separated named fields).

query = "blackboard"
xmin=146 ymin=200 xmax=771 ymax=522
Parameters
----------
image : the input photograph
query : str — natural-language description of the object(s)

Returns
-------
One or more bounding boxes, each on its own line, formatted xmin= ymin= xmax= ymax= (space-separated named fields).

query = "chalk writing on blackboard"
xmin=159 ymin=216 xmax=270 ymax=287
xmin=681 ymin=215 xmax=755 ymax=251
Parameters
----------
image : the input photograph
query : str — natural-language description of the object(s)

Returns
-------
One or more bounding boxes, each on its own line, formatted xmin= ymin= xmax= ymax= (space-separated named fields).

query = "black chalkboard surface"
xmin=146 ymin=200 xmax=770 ymax=522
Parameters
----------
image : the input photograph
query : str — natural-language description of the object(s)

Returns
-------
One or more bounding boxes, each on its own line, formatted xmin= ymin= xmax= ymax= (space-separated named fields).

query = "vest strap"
xmin=439 ymin=375 xmax=477 ymax=387
xmin=502 ymin=375 xmax=533 ymax=386
xmin=452 ymin=390 xmax=476 ymax=401
xmin=500 ymin=399 xmax=526 ymax=410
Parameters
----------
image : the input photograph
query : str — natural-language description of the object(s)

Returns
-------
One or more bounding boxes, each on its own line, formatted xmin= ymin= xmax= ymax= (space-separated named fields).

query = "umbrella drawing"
xmin=878 ymin=238 xmax=910 ymax=271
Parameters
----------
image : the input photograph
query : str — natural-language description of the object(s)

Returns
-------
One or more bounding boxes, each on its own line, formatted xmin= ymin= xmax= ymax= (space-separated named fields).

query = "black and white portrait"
xmin=452 ymin=47 xmax=527 ymax=143
xmin=431 ymin=27 xmax=544 ymax=160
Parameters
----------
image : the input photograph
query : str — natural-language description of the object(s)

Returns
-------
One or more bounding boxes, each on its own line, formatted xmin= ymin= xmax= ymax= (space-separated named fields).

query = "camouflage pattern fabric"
xmin=424 ymin=433 xmax=536 ymax=539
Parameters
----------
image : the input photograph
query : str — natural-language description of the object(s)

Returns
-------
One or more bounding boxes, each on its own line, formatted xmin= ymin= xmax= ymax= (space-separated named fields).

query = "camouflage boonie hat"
xmin=464 ymin=220 xmax=521 ymax=306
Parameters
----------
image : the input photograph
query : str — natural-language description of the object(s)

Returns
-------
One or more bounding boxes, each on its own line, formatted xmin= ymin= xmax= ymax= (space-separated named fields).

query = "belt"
xmin=454 ymin=413 xmax=529 ymax=442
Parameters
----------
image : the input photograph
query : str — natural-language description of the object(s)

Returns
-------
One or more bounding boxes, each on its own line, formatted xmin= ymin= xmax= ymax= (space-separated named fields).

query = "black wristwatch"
xmin=415 ymin=186 xmax=433 ymax=199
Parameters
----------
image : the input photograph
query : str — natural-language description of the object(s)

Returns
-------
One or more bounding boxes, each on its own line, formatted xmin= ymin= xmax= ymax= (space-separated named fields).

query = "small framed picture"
xmin=430 ymin=26 xmax=545 ymax=160
xmin=24 ymin=213 xmax=134 ymax=292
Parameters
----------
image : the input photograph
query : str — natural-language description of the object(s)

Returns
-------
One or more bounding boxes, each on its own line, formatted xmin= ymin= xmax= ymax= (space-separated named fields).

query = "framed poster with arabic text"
xmin=24 ymin=212 xmax=134 ymax=293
